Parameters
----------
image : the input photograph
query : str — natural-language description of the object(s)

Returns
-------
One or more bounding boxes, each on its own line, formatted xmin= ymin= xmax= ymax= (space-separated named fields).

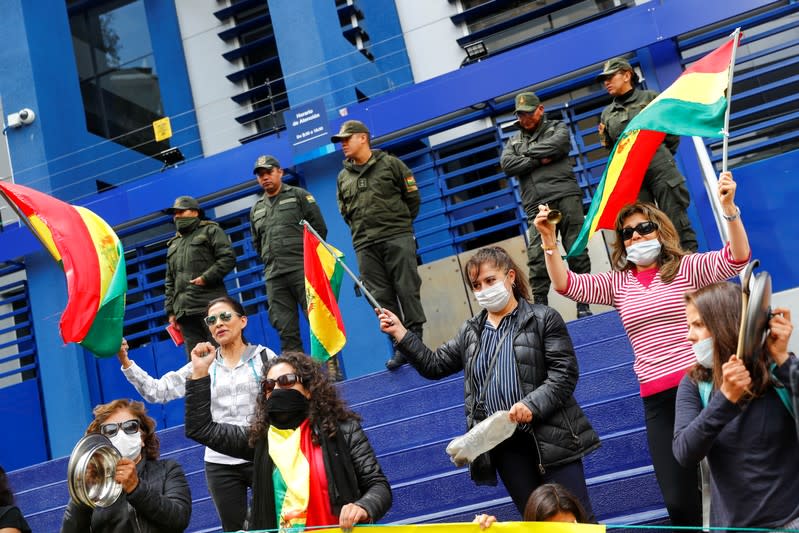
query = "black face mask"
xmin=266 ymin=388 xmax=310 ymax=429
xmin=175 ymin=216 xmax=200 ymax=235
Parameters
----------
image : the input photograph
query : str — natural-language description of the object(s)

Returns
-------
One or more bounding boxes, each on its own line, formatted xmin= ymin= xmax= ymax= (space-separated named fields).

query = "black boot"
xmin=385 ymin=349 xmax=406 ymax=371
xmin=386 ymin=326 xmax=422 ymax=371
xmin=576 ymin=302 xmax=593 ymax=318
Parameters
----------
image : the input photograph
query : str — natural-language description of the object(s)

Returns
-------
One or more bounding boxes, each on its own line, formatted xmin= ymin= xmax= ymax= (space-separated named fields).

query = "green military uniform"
xmin=164 ymin=217 xmax=236 ymax=357
xmin=500 ymin=98 xmax=591 ymax=303
xmin=599 ymin=88 xmax=699 ymax=252
xmin=336 ymin=148 xmax=426 ymax=336
xmin=250 ymin=183 xmax=327 ymax=353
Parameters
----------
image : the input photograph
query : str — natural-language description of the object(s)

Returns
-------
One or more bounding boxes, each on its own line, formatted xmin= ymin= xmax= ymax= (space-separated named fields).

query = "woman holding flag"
xmin=534 ymin=171 xmax=750 ymax=525
xmin=184 ymin=351 xmax=391 ymax=530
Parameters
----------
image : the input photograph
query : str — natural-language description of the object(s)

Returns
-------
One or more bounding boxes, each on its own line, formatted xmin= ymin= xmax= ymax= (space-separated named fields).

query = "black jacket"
xmin=184 ymin=376 xmax=391 ymax=529
xmin=397 ymin=299 xmax=600 ymax=477
xmin=60 ymin=456 xmax=191 ymax=533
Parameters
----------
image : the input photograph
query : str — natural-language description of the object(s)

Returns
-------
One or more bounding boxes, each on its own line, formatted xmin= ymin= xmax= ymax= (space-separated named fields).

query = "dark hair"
xmin=86 ymin=399 xmax=160 ymax=461
xmin=611 ymin=202 xmax=687 ymax=283
xmin=249 ymin=352 xmax=360 ymax=446
xmin=685 ymin=282 xmax=771 ymax=396
xmin=523 ymin=483 xmax=587 ymax=523
xmin=0 ymin=465 xmax=14 ymax=506
xmin=464 ymin=246 xmax=531 ymax=302
xmin=205 ymin=296 xmax=249 ymax=344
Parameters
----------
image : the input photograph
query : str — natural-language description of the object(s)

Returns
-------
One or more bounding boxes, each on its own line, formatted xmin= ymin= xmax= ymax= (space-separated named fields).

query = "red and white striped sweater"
xmin=561 ymin=244 xmax=748 ymax=397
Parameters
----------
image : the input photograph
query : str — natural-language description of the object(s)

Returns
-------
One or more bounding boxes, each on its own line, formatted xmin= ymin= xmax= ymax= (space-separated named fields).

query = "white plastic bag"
xmin=445 ymin=410 xmax=517 ymax=467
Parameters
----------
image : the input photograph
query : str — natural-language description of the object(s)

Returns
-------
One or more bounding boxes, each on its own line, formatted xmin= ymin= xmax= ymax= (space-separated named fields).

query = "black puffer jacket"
xmin=60 ymin=456 xmax=191 ymax=533
xmin=397 ymin=299 xmax=600 ymax=475
xmin=184 ymin=376 xmax=391 ymax=529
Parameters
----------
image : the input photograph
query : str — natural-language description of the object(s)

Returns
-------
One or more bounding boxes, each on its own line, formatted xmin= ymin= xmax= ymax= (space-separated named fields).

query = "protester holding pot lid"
xmin=61 ymin=399 xmax=191 ymax=533
xmin=673 ymin=281 xmax=798 ymax=529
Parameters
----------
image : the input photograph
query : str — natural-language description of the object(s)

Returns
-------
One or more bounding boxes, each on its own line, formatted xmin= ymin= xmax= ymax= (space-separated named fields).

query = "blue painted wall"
xmin=269 ymin=0 xmax=413 ymax=114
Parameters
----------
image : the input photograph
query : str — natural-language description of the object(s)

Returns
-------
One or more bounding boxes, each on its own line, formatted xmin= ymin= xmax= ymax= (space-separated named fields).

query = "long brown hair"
xmin=685 ymin=282 xmax=770 ymax=396
xmin=464 ymin=246 xmax=531 ymax=302
xmin=86 ymin=399 xmax=160 ymax=461
xmin=249 ymin=352 xmax=360 ymax=446
xmin=611 ymin=202 xmax=687 ymax=283
xmin=0 ymin=465 xmax=14 ymax=506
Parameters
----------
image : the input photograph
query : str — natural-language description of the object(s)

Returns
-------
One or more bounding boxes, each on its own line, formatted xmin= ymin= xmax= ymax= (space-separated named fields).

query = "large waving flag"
xmin=567 ymin=34 xmax=740 ymax=257
xmin=0 ymin=182 xmax=126 ymax=357
xmin=303 ymin=226 xmax=346 ymax=362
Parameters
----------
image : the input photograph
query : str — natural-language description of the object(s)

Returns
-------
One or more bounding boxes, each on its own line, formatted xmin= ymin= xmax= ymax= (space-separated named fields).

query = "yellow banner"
xmin=307 ymin=522 xmax=605 ymax=533
xmin=152 ymin=117 xmax=172 ymax=142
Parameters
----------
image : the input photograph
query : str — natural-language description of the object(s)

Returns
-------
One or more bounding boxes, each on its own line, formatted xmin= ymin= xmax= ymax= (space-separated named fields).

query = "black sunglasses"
xmin=100 ymin=419 xmax=140 ymax=438
xmin=204 ymin=311 xmax=240 ymax=326
xmin=264 ymin=373 xmax=303 ymax=394
xmin=621 ymin=221 xmax=659 ymax=241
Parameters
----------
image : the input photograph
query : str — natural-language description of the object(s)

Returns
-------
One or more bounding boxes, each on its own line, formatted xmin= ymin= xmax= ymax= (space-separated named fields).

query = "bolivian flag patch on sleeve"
xmin=306 ymin=195 xmax=316 ymax=203
xmin=404 ymin=176 xmax=418 ymax=192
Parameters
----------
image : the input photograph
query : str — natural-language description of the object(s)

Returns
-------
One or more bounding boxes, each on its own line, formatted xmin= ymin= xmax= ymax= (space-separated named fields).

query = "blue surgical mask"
xmin=692 ymin=337 xmax=714 ymax=369
xmin=626 ymin=239 xmax=661 ymax=266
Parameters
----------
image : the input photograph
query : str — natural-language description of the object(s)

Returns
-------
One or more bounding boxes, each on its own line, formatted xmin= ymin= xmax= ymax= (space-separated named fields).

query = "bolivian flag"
xmin=0 ymin=181 xmax=126 ymax=357
xmin=303 ymin=226 xmax=346 ymax=362
xmin=567 ymin=34 xmax=740 ymax=257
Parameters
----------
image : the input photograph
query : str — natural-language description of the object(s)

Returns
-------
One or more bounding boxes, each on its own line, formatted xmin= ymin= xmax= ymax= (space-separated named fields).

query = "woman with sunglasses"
xmin=673 ymin=282 xmax=798 ymax=528
xmin=117 ymin=296 xmax=276 ymax=532
xmin=378 ymin=246 xmax=599 ymax=519
xmin=533 ymin=171 xmax=750 ymax=526
xmin=184 ymin=351 xmax=391 ymax=530
xmin=61 ymin=399 xmax=191 ymax=532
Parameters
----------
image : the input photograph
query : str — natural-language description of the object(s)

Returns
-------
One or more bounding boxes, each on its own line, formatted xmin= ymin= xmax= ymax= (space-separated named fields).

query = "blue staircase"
xmin=9 ymin=311 xmax=667 ymax=531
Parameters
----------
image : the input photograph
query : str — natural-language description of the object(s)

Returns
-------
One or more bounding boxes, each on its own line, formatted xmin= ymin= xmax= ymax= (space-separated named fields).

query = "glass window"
xmin=67 ymin=0 xmax=168 ymax=157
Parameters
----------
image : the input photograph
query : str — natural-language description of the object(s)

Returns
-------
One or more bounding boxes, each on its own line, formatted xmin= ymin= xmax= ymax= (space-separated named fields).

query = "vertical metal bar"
xmin=721 ymin=27 xmax=742 ymax=173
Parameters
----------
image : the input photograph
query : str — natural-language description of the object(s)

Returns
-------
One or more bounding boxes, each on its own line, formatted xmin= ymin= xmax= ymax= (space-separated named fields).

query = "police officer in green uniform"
xmin=164 ymin=196 xmax=237 ymax=358
xmin=501 ymin=91 xmax=592 ymax=317
xmin=597 ymin=57 xmax=699 ymax=252
xmin=332 ymin=120 xmax=426 ymax=370
xmin=249 ymin=155 xmax=328 ymax=354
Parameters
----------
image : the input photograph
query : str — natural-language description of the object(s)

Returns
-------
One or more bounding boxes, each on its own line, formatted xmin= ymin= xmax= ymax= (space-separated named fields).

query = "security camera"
xmin=18 ymin=108 xmax=35 ymax=125
xmin=6 ymin=108 xmax=35 ymax=129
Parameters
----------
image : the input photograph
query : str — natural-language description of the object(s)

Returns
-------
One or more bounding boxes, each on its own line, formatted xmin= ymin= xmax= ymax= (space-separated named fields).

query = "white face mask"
xmin=626 ymin=239 xmax=662 ymax=266
xmin=692 ymin=337 xmax=714 ymax=369
xmin=109 ymin=430 xmax=143 ymax=461
xmin=474 ymin=277 xmax=511 ymax=312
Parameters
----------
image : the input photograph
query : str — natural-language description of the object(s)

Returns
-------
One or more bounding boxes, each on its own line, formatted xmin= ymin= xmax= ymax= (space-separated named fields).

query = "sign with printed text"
xmin=285 ymin=98 xmax=335 ymax=163
xmin=152 ymin=117 xmax=172 ymax=142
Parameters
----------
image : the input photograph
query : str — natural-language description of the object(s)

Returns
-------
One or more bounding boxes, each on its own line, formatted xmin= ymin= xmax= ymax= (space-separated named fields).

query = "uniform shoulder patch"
xmin=305 ymin=194 xmax=316 ymax=203
xmin=404 ymin=175 xmax=418 ymax=192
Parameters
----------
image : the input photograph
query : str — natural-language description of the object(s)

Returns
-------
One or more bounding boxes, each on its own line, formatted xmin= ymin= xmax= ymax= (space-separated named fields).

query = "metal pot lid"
xmin=742 ymin=269 xmax=772 ymax=364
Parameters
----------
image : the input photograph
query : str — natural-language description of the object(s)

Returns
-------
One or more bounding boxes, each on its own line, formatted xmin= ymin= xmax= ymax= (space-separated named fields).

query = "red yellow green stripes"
xmin=567 ymin=35 xmax=739 ymax=257
xmin=304 ymin=227 xmax=346 ymax=362
xmin=0 ymin=182 xmax=126 ymax=356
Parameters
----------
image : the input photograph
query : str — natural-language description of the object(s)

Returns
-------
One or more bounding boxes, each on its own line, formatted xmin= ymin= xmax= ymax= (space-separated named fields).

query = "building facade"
xmin=0 ymin=0 xmax=796 ymax=469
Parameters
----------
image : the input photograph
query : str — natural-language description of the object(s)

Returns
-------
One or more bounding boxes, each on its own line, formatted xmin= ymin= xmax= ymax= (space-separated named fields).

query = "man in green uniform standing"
xmin=501 ymin=91 xmax=592 ymax=317
xmin=164 ymin=196 xmax=237 ymax=358
xmin=597 ymin=57 xmax=698 ymax=252
xmin=249 ymin=155 xmax=328 ymax=354
xmin=332 ymin=120 xmax=426 ymax=371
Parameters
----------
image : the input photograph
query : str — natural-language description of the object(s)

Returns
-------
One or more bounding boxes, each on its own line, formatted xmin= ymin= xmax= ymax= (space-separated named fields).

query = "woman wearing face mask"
xmin=378 ymin=246 xmax=599 ymax=518
xmin=117 ymin=296 xmax=276 ymax=532
xmin=184 ymin=351 xmax=391 ymax=530
xmin=61 ymin=399 xmax=191 ymax=533
xmin=534 ymin=171 xmax=750 ymax=526
xmin=673 ymin=282 xmax=798 ymax=529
